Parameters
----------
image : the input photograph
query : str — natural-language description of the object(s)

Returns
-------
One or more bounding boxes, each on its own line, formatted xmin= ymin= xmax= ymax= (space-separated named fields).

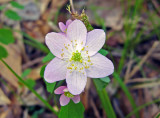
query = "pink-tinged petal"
xmin=66 ymin=67 xmax=87 ymax=95
xmin=59 ymin=22 xmax=66 ymax=32
xmin=54 ymin=86 xmax=67 ymax=94
xmin=44 ymin=57 xmax=67 ymax=83
xmin=45 ymin=32 xmax=72 ymax=59
xmin=85 ymin=29 xmax=105 ymax=56
xmin=66 ymin=19 xmax=72 ymax=27
xmin=60 ymin=94 xmax=70 ymax=106
xmin=67 ymin=20 xmax=87 ymax=51
xmin=72 ymin=95 xmax=80 ymax=104
xmin=86 ymin=53 xmax=114 ymax=78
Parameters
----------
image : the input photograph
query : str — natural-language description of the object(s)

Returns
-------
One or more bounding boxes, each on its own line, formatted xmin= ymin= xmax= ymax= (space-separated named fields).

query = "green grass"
xmin=126 ymin=98 xmax=160 ymax=118
xmin=113 ymin=72 xmax=139 ymax=118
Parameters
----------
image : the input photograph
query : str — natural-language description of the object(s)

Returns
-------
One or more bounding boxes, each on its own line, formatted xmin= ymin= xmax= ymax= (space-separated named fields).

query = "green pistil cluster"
xmin=64 ymin=92 xmax=74 ymax=98
xmin=71 ymin=50 xmax=82 ymax=62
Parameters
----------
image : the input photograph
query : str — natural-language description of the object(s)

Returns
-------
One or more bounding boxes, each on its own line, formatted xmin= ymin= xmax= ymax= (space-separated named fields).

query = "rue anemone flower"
xmin=54 ymin=86 xmax=80 ymax=106
xmin=44 ymin=19 xmax=114 ymax=95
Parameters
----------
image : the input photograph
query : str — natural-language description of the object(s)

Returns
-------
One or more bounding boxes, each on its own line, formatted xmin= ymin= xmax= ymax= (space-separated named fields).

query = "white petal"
xmin=85 ymin=29 xmax=105 ymax=56
xmin=45 ymin=32 xmax=72 ymax=59
xmin=44 ymin=57 xmax=67 ymax=83
xmin=86 ymin=53 xmax=114 ymax=78
xmin=67 ymin=20 xmax=87 ymax=51
xmin=66 ymin=67 xmax=87 ymax=95
xmin=59 ymin=22 xmax=66 ymax=32
xmin=60 ymin=94 xmax=70 ymax=106
xmin=72 ymin=95 xmax=80 ymax=103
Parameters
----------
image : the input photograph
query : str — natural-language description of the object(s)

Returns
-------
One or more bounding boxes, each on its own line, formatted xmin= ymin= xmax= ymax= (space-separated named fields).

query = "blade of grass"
xmin=23 ymin=40 xmax=49 ymax=54
xmin=93 ymin=80 xmax=116 ymax=118
xmin=113 ymin=72 xmax=139 ymax=118
xmin=125 ymin=98 xmax=160 ymax=118
xmin=0 ymin=59 xmax=58 ymax=116
xmin=118 ymin=0 xmax=144 ymax=73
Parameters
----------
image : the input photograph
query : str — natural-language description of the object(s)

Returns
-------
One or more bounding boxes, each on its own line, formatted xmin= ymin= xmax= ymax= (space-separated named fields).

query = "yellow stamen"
xmin=61 ymin=53 xmax=64 ymax=57
xmin=85 ymin=66 xmax=89 ymax=69
xmin=67 ymin=67 xmax=72 ymax=69
xmin=80 ymin=60 xmax=83 ymax=63
xmin=86 ymin=51 xmax=88 ymax=54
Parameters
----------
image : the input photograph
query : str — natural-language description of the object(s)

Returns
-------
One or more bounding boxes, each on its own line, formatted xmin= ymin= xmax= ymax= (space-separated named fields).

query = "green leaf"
xmin=31 ymin=108 xmax=44 ymax=118
xmin=10 ymin=1 xmax=24 ymax=9
xmin=59 ymin=101 xmax=84 ymax=118
xmin=40 ymin=65 xmax=46 ymax=78
xmin=98 ymin=49 xmax=108 ymax=56
xmin=42 ymin=52 xmax=55 ymax=63
xmin=93 ymin=77 xmax=110 ymax=91
xmin=5 ymin=9 xmax=21 ymax=21
xmin=100 ymin=76 xmax=110 ymax=83
xmin=25 ymin=79 xmax=36 ymax=88
xmin=21 ymin=69 xmax=32 ymax=78
xmin=0 ymin=5 xmax=6 ymax=10
xmin=40 ymin=65 xmax=56 ymax=93
xmin=45 ymin=81 xmax=56 ymax=93
xmin=0 ymin=45 xmax=8 ymax=59
xmin=0 ymin=28 xmax=14 ymax=45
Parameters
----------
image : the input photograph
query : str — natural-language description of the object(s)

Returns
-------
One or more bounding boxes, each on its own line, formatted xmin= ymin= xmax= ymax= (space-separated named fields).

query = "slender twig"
xmin=22 ymin=57 xmax=44 ymax=70
xmin=129 ymin=41 xmax=159 ymax=78
xmin=90 ymin=98 xmax=101 ymax=118
xmin=69 ymin=0 xmax=75 ymax=13
xmin=126 ymin=78 xmax=158 ymax=83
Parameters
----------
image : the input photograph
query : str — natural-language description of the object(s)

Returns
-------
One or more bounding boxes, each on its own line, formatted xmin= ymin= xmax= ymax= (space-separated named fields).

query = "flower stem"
xmin=93 ymin=80 xmax=116 ymax=118
xmin=0 ymin=59 xmax=58 ymax=116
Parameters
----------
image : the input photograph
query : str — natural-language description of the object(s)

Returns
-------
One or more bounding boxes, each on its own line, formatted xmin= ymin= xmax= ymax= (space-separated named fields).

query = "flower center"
xmin=64 ymin=92 xmax=74 ymax=98
xmin=71 ymin=50 xmax=82 ymax=62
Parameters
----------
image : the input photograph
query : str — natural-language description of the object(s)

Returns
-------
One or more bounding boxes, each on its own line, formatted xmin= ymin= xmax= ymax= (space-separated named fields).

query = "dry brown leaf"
xmin=0 ymin=0 xmax=11 ymax=4
xmin=0 ymin=109 xmax=10 ymax=118
xmin=0 ymin=44 xmax=22 ymax=88
xmin=0 ymin=88 xmax=11 ymax=105
xmin=26 ymin=65 xmax=43 ymax=80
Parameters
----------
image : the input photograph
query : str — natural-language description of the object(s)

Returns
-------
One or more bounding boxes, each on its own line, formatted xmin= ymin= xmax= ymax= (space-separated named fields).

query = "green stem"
xmin=0 ymin=59 xmax=58 ymax=116
xmin=125 ymin=98 xmax=160 ymax=118
xmin=93 ymin=80 xmax=117 ymax=118
xmin=113 ymin=72 xmax=140 ymax=118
